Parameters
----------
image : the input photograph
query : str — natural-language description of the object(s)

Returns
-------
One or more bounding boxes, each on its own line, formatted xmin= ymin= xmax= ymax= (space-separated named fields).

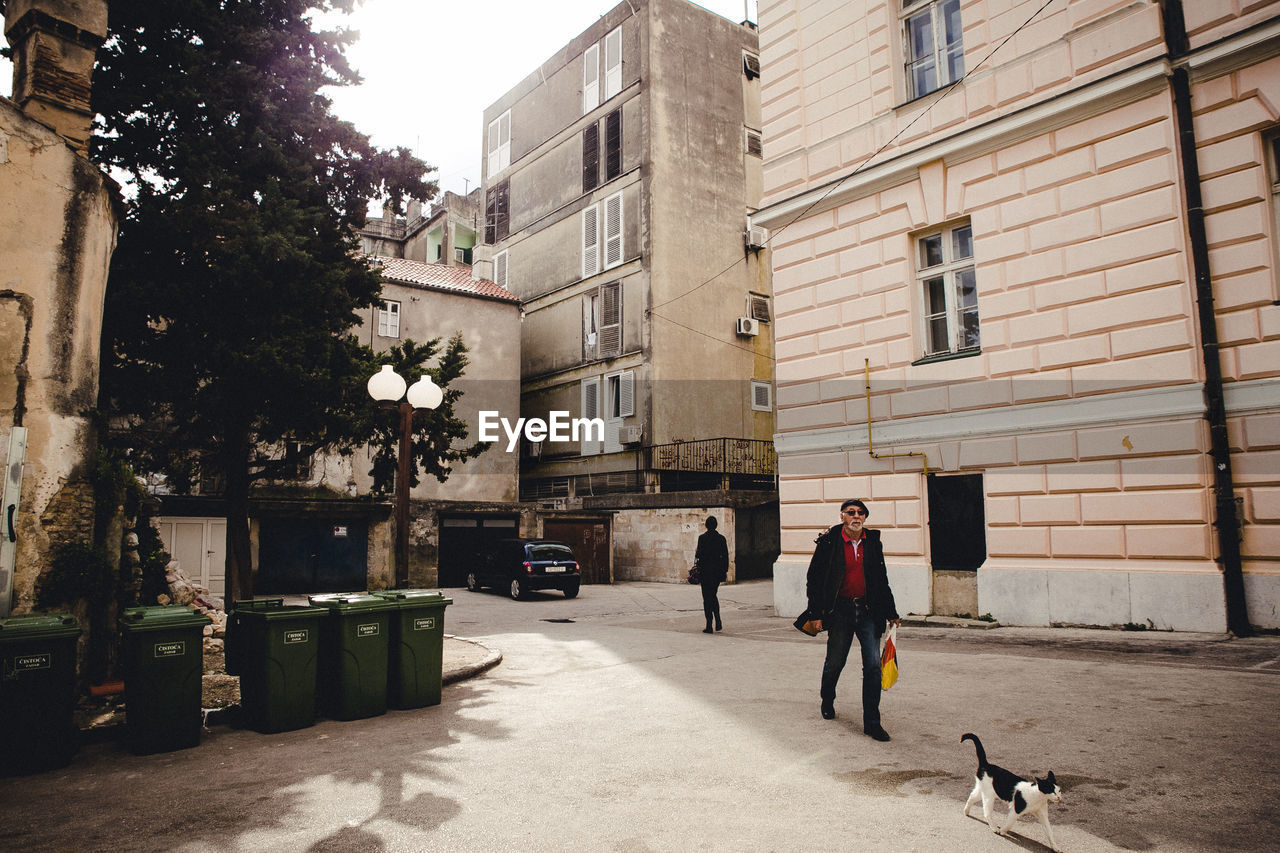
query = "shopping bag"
xmin=880 ymin=624 xmax=899 ymax=690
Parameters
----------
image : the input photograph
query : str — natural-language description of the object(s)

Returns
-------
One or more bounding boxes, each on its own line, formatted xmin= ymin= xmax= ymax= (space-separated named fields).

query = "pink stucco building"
xmin=753 ymin=0 xmax=1280 ymax=631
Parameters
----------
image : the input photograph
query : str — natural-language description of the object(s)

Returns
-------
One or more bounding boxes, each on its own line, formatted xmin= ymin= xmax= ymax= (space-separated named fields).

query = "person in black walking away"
xmin=696 ymin=516 xmax=729 ymax=634
xmin=805 ymin=499 xmax=900 ymax=740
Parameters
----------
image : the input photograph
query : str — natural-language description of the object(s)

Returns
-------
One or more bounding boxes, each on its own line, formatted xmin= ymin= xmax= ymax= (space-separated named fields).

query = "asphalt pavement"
xmin=2 ymin=579 xmax=1277 ymax=852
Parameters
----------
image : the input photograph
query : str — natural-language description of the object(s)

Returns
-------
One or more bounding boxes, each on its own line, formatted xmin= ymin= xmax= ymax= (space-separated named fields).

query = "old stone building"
xmin=0 ymin=0 xmax=117 ymax=615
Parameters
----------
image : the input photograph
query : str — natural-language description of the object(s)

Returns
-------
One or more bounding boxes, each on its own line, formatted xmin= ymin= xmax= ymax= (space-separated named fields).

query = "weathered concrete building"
xmin=358 ymin=189 xmax=483 ymax=267
xmin=0 ymin=0 xmax=116 ymax=615
xmin=753 ymin=0 xmax=1280 ymax=631
xmin=480 ymin=0 xmax=780 ymax=584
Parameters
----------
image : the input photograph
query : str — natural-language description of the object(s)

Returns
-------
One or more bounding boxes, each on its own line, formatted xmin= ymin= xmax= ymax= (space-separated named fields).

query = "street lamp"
xmin=367 ymin=365 xmax=443 ymax=587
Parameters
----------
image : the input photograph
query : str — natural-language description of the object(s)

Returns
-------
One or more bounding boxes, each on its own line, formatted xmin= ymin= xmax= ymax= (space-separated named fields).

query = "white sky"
xmin=2 ymin=0 xmax=758 ymax=199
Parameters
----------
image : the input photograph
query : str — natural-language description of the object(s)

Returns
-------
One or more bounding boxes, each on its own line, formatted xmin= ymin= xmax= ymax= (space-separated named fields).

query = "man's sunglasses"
xmin=842 ymin=508 xmax=867 ymax=516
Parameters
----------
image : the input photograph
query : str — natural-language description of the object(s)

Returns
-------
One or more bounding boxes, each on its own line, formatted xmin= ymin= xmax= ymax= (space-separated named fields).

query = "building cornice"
xmin=773 ymin=378 xmax=1280 ymax=457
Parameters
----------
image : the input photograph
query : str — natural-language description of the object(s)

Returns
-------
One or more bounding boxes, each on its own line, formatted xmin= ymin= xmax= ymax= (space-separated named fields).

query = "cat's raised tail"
xmin=961 ymin=732 xmax=988 ymax=769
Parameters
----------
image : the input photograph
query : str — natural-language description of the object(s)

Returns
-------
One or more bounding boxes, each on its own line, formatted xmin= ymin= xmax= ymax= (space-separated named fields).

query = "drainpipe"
xmin=1161 ymin=1 xmax=1250 ymax=635
xmin=864 ymin=359 xmax=929 ymax=474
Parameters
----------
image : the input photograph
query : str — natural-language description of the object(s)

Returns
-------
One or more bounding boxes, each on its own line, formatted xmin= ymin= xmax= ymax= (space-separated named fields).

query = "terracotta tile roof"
xmin=370 ymin=256 xmax=520 ymax=304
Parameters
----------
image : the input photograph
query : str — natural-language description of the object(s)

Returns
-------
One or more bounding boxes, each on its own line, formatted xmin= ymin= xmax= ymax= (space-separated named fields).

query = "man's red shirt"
xmin=838 ymin=526 xmax=866 ymax=600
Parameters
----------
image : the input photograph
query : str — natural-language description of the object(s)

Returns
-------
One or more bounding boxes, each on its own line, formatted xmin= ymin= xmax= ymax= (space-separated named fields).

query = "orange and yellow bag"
xmin=880 ymin=624 xmax=899 ymax=690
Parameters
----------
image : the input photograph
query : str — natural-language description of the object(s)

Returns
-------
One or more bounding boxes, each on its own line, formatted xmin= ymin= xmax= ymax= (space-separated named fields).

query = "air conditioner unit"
xmin=618 ymin=426 xmax=643 ymax=445
xmin=745 ymin=225 xmax=768 ymax=251
xmin=736 ymin=317 xmax=759 ymax=336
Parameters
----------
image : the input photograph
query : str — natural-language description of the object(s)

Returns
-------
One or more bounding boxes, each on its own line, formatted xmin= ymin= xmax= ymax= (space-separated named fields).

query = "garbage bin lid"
xmin=372 ymin=589 xmax=451 ymax=604
xmin=0 ymin=612 xmax=81 ymax=640
xmin=230 ymin=597 xmax=285 ymax=612
xmin=119 ymin=605 xmax=212 ymax=631
xmin=306 ymin=594 xmax=398 ymax=612
xmin=242 ymin=605 xmax=328 ymax=622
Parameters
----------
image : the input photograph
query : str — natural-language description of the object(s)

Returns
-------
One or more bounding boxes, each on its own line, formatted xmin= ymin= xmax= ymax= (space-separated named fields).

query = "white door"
xmin=154 ymin=517 xmax=226 ymax=600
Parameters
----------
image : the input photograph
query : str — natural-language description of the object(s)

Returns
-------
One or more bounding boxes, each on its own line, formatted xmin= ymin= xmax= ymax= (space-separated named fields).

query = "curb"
xmin=442 ymin=635 xmax=503 ymax=686
xmin=900 ymin=614 xmax=1001 ymax=630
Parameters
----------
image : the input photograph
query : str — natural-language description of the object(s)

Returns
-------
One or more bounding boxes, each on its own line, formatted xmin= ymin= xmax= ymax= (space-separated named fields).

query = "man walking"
xmin=805 ymin=499 xmax=900 ymax=741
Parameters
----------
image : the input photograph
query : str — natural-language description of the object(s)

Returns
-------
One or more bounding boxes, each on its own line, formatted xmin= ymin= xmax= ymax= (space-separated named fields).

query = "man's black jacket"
xmin=805 ymin=525 xmax=899 ymax=636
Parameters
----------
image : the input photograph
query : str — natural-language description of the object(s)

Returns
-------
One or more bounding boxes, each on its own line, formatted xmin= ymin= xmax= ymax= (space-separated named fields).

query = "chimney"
xmin=4 ymin=0 xmax=108 ymax=153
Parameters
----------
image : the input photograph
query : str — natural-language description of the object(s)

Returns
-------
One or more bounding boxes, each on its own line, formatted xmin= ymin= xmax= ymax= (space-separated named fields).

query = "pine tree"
xmin=93 ymin=1 xmax=456 ymax=600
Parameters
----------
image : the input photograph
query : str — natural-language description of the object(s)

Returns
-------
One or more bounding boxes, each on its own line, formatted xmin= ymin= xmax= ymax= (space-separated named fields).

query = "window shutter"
xmin=605 ymin=109 xmax=622 ymax=180
xmin=750 ymin=294 xmax=771 ymax=322
xmin=604 ymin=192 xmax=623 ymax=268
xmin=599 ymin=282 xmax=621 ymax=357
xmin=743 ymin=52 xmax=761 ymax=79
xmin=604 ymin=27 xmax=622 ymax=99
xmin=583 ymin=44 xmax=600 ymax=114
xmin=745 ymin=128 xmax=763 ymax=157
xmin=498 ymin=112 xmax=511 ymax=172
xmin=487 ymin=119 xmax=500 ymax=178
xmin=496 ymin=180 xmax=510 ymax=241
xmin=494 ymin=251 xmax=508 ymax=290
xmin=485 ymin=187 xmax=497 ymax=244
xmin=581 ymin=378 xmax=601 ymax=455
xmin=583 ymin=123 xmax=600 ymax=193
xmin=618 ymin=370 xmax=635 ymax=417
xmin=583 ymin=293 xmax=598 ymax=360
xmin=582 ymin=205 xmax=599 ymax=278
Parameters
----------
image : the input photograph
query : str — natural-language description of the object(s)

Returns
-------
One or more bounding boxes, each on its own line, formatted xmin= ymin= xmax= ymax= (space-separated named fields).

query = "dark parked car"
xmin=467 ymin=539 xmax=581 ymax=600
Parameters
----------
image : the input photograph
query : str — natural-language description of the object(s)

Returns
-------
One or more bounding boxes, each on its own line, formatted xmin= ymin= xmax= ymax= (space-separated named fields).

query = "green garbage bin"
xmin=0 ymin=613 xmax=81 ymax=774
xmin=118 ymin=606 xmax=210 ymax=754
xmin=307 ymin=594 xmax=396 ymax=721
xmin=224 ymin=598 xmax=283 ymax=676
xmin=373 ymin=590 xmax=452 ymax=710
xmin=233 ymin=603 xmax=326 ymax=733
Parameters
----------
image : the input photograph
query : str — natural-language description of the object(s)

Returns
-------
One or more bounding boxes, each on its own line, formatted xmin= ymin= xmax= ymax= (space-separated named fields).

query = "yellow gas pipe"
xmin=864 ymin=358 xmax=929 ymax=475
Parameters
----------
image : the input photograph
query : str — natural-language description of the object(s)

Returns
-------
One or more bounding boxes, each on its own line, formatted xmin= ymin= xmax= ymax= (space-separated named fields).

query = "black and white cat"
xmin=961 ymin=732 xmax=1063 ymax=851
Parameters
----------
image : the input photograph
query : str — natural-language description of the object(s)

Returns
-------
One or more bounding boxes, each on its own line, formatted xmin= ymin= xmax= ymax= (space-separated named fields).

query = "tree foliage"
xmin=92 ymin=1 xmax=453 ymax=598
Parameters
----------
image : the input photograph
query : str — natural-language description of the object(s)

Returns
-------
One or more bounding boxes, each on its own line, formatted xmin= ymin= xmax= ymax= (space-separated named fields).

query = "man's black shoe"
xmin=820 ymin=701 xmax=835 ymax=720
xmin=864 ymin=724 xmax=891 ymax=741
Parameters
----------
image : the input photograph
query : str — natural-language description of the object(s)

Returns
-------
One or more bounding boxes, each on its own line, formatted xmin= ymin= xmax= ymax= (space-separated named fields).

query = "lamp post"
xmin=367 ymin=365 xmax=443 ymax=588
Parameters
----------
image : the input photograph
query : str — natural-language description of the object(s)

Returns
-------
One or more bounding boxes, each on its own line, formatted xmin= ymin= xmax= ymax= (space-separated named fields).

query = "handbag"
xmin=687 ymin=562 xmax=701 ymax=584
xmin=792 ymin=608 xmax=823 ymax=636
xmin=880 ymin=624 xmax=899 ymax=690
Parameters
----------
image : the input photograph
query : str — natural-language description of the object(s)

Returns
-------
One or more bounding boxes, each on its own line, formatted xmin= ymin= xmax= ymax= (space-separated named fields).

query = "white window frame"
xmin=583 ymin=43 xmax=600 ymax=115
xmin=901 ymin=0 xmax=964 ymax=100
xmin=582 ymin=281 xmax=623 ymax=361
xmin=750 ymin=380 xmax=773 ymax=412
xmin=603 ymin=191 xmax=623 ymax=269
xmin=377 ymin=300 xmax=401 ymax=338
xmin=604 ymin=27 xmax=623 ymax=100
xmin=493 ymin=250 xmax=508 ymax=290
xmin=748 ymin=292 xmax=771 ymax=323
xmin=606 ymin=370 xmax=635 ymax=419
xmin=915 ymin=221 xmax=979 ymax=358
xmin=487 ymin=110 xmax=511 ymax=177
xmin=582 ymin=205 xmax=600 ymax=278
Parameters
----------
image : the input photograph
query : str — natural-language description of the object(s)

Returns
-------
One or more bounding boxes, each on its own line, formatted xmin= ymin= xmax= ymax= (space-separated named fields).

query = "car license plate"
xmin=545 ymin=566 xmax=566 ymax=573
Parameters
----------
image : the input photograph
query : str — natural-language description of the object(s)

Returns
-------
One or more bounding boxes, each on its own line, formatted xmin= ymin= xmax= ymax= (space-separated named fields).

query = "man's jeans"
xmin=820 ymin=597 xmax=882 ymax=726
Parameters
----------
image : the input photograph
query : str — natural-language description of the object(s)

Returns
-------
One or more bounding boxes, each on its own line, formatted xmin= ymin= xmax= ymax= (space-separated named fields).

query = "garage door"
xmin=438 ymin=516 xmax=518 ymax=587
xmin=543 ymin=520 xmax=610 ymax=584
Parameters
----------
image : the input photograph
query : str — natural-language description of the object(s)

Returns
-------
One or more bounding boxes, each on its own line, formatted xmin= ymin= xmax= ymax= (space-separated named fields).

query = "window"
xmin=487 ymin=110 xmax=511 ymax=176
xmin=916 ymin=222 xmax=979 ymax=358
xmin=584 ymin=194 xmax=623 ymax=277
xmin=583 ymin=44 xmax=600 ymax=115
xmin=604 ymin=27 xmax=622 ymax=100
xmin=750 ymin=380 xmax=773 ymax=412
xmin=583 ymin=281 xmax=622 ymax=360
xmin=743 ymin=51 xmax=761 ymax=80
xmin=903 ymin=0 xmax=964 ymax=99
xmin=606 ymin=370 xmax=635 ymax=419
xmin=605 ymin=109 xmax=622 ymax=180
xmin=748 ymin=293 xmax=771 ymax=322
xmin=493 ymin=250 xmax=508 ymax=290
xmin=485 ymin=180 xmax=509 ymax=245
xmin=583 ymin=123 xmax=600 ymax=192
xmin=745 ymin=128 xmax=763 ymax=158
xmin=377 ymin=300 xmax=400 ymax=338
